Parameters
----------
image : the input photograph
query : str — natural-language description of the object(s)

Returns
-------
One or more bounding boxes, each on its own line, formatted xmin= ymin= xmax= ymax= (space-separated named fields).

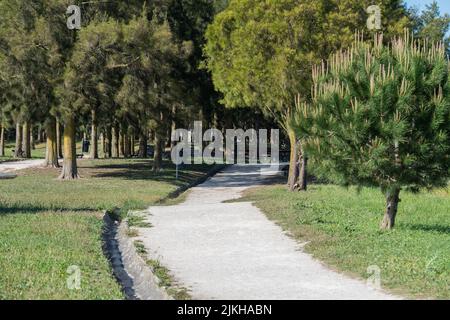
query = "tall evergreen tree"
xmin=204 ymin=0 xmax=411 ymax=191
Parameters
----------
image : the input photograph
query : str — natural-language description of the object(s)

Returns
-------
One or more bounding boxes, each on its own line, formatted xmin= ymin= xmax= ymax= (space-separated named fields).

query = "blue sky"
xmin=405 ymin=0 xmax=450 ymax=15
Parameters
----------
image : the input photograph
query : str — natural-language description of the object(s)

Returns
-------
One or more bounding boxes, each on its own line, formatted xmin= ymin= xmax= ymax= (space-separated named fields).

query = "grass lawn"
xmin=0 ymin=142 xmax=47 ymax=163
xmin=240 ymin=183 xmax=450 ymax=299
xmin=0 ymin=159 xmax=216 ymax=299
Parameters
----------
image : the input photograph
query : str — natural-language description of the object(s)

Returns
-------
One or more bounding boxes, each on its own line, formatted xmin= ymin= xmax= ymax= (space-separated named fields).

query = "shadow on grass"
xmin=0 ymin=203 xmax=98 ymax=216
xmin=89 ymin=160 xmax=212 ymax=187
xmin=401 ymin=223 xmax=450 ymax=235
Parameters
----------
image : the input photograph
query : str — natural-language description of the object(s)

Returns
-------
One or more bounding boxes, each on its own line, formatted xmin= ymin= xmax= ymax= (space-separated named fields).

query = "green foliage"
xmin=410 ymin=1 xmax=450 ymax=51
xmin=293 ymin=32 xmax=450 ymax=193
xmin=204 ymin=0 xmax=410 ymax=117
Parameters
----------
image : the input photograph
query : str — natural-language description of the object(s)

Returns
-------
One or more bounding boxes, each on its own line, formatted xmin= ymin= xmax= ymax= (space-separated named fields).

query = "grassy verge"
xmin=133 ymin=240 xmax=191 ymax=300
xmin=0 ymin=142 xmax=46 ymax=163
xmin=0 ymin=158 xmax=216 ymax=299
xmin=239 ymin=184 xmax=450 ymax=299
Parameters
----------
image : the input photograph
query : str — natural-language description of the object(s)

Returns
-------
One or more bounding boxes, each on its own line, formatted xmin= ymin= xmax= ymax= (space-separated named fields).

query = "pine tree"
xmin=204 ymin=0 xmax=411 ymax=191
xmin=292 ymin=31 xmax=450 ymax=229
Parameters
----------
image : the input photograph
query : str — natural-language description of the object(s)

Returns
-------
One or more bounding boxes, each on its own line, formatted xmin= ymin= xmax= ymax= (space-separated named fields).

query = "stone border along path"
xmin=136 ymin=164 xmax=400 ymax=300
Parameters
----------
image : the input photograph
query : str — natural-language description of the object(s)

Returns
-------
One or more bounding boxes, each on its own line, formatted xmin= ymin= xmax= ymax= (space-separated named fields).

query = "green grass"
xmin=0 ymin=158 xmax=216 ymax=299
xmin=0 ymin=141 xmax=47 ymax=162
xmin=240 ymin=184 xmax=450 ymax=299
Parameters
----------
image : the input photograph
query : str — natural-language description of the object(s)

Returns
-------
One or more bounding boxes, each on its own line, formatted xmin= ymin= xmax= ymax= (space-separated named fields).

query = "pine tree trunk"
xmin=59 ymin=116 xmax=79 ymax=180
xmin=90 ymin=110 xmax=98 ymax=159
xmin=31 ymin=124 xmax=36 ymax=150
xmin=0 ymin=125 xmax=5 ymax=157
xmin=14 ymin=122 xmax=23 ymax=158
xmin=112 ymin=125 xmax=119 ymax=158
xmin=105 ymin=127 xmax=112 ymax=158
xmin=22 ymin=122 xmax=31 ymax=158
xmin=170 ymin=105 xmax=177 ymax=149
xmin=56 ymin=120 xmax=63 ymax=158
xmin=38 ymin=124 xmax=45 ymax=143
xmin=149 ymin=130 xmax=154 ymax=144
xmin=153 ymin=134 xmax=163 ymax=172
xmin=123 ymin=132 xmax=130 ymax=158
xmin=287 ymin=128 xmax=300 ymax=191
xmin=130 ymin=131 xmax=135 ymax=156
xmin=138 ymin=131 xmax=148 ymax=158
xmin=101 ymin=132 xmax=105 ymax=157
xmin=298 ymin=150 xmax=308 ymax=191
xmin=380 ymin=188 xmax=401 ymax=230
xmin=45 ymin=118 xmax=60 ymax=168
xmin=119 ymin=130 xmax=125 ymax=157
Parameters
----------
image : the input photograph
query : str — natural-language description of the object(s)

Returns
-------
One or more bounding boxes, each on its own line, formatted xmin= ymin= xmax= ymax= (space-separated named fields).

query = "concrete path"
xmin=138 ymin=165 xmax=397 ymax=300
xmin=0 ymin=159 xmax=45 ymax=173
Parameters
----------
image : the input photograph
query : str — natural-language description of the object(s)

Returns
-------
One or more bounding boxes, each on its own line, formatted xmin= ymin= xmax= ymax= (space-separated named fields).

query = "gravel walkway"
xmin=138 ymin=165 xmax=398 ymax=300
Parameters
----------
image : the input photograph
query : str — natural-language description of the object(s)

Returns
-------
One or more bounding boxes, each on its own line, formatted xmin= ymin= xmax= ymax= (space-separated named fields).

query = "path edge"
xmin=102 ymin=164 xmax=226 ymax=300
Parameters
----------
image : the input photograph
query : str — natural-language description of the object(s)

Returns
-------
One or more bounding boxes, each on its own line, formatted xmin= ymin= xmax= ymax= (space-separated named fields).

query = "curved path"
xmin=138 ymin=165 xmax=397 ymax=300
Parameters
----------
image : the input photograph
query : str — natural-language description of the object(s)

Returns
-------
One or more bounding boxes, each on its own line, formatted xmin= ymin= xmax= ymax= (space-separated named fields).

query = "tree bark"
xmin=31 ymin=124 xmax=36 ymax=150
xmin=298 ymin=150 xmax=308 ymax=191
xmin=123 ymin=132 xmax=131 ymax=158
xmin=112 ymin=125 xmax=119 ymax=158
xmin=130 ymin=131 xmax=135 ymax=156
xmin=14 ymin=122 xmax=23 ymax=158
xmin=22 ymin=121 xmax=31 ymax=158
xmin=380 ymin=188 xmax=401 ymax=230
xmin=170 ymin=105 xmax=177 ymax=149
xmin=56 ymin=120 xmax=63 ymax=158
xmin=119 ymin=130 xmax=125 ymax=157
xmin=45 ymin=118 xmax=60 ymax=168
xmin=105 ymin=127 xmax=112 ymax=158
xmin=38 ymin=124 xmax=45 ymax=143
xmin=0 ymin=125 xmax=5 ymax=157
xmin=287 ymin=128 xmax=300 ymax=191
xmin=138 ymin=131 xmax=148 ymax=158
xmin=90 ymin=110 xmax=98 ymax=159
xmin=153 ymin=134 xmax=163 ymax=171
xmin=59 ymin=116 xmax=79 ymax=180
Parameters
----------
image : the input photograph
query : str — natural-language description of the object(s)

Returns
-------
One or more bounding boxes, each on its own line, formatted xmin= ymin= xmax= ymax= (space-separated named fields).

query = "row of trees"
xmin=0 ymin=0 xmax=239 ymax=178
xmin=204 ymin=0 xmax=450 ymax=229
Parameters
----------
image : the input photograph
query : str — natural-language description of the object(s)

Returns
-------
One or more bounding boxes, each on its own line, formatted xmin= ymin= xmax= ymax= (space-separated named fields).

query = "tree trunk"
xmin=59 ymin=116 xmax=79 ymax=180
xmin=287 ymin=129 xmax=300 ymax=191
xmin=153 ymin=134 xmax=163 ymax=172
xmin=119 ymin=130 xmax=125 ymax=157
xmin=380 ymin=188 xmax=401 ymax=230
xmin=298 ymin=150 xmax=308 ymax=191
xmin=112 ymin=125 xmax=119 ymax=158
xmin=170 ymin=105 xmax=177 ymax=149
xmin=45 ymin=118 xmax=60 ymax=168
xmin=14 ymin=122 xmax=23 ymax=158
xmin=101 ymin=132 xmax=105 ymax=157
xmin=56 ymin=120 xmax=63 ymax=158
xmin=0 ymin=125 xmax=5 ymax=157
xmin=31 ymin=124 xmax=36 ymax=150
xmin=22 ymin=122 xmax=31 ymax=158
xmin=90 ymin=110 xmax=98 ymax=159
xmin=105 ymin=127 xmax=112 ymax=158
xmin=123 ymin=132 xmax=131 ymax=158
xmin=38 ymin=124 xmax=45 ymax=143
xmin=130 ymin=130 xmax=135 ymax=156
xmin=138 ymin=131 xmax=148 ymax=158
